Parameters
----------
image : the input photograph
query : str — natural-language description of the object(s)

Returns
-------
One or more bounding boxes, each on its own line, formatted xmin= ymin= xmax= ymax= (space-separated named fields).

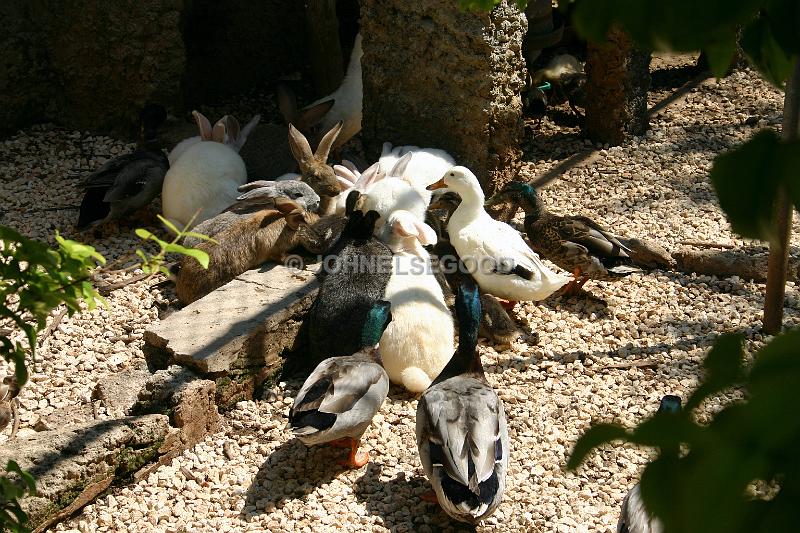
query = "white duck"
xmin=416 ymin=280 xmax=508 ymax=523
xmin=427 ymin=166 xmax=571 ymax=302
xmin=289 ymin=301 xmax=392 ymax=469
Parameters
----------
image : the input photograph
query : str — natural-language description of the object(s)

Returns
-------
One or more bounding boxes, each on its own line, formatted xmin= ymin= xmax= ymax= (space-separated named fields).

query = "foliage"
xmin=569 ymin=331 xmax=800 ymax=532
xmin=0 ymin=226 xmax=106 ymax=387
xmin=133 ymin=215 xmax=214 ymax=277
xmin=710 ymin=130 xmax=800 ymax=241
xmin=0 ymin=461 xmax=35 ymax=533
xmin=548 ymin=2 xmax=800 ymax=532
xmin=567 ymin=0 xmax=798 ymax=84
xmin=0 ymin=217 xmax=211 ymax=532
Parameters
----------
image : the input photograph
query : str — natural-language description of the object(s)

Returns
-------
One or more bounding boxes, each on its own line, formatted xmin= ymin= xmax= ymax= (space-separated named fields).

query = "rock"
xmin=360 ymin=0 xmax=527 ymax=191
xmin=0 ymin=415 xmax=169 ymax=529
xmin=133 ymin=366 xmax=220 ymax=454
xmin=92 ymin=361 xmax=152 ymax=417
xmin=144 ymin=265 xmax=319 ymax=375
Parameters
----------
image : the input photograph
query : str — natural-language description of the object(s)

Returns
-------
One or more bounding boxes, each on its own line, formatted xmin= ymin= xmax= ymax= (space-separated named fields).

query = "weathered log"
xmin=673 ymin=249 xmax=800 ymax=284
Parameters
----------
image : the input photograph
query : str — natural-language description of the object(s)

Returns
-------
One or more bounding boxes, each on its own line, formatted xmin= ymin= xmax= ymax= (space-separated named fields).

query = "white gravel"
xmin=1 ymin=56 xmax=797 ymax=532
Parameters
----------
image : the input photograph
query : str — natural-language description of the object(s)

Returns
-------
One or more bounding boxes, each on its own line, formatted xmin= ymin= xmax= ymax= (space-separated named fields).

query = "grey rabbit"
xmin=183 ymin=180 xmax=320 ymax=248
xmin=306 ymin=204 xmax=393 ymax=364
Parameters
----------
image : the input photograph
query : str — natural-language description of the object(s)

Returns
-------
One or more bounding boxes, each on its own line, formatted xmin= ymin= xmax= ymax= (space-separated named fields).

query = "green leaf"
xmin=742 ymin=15 xmax=796 ymax=87
xmin=686 ymin=333 xmax=744 ymax=411
xmin=566 ymin=423 xmax=628 ymax=470
xmin=156 ymin=215 xmax=182 ymax=237
xmin=55 ymin=232 xmax=106 ymax=265
xmin=6 ymin=461 xmax=35 ymax=493
xmin=163 ymin=243 xmax=210 ymax=269
xmin=135 ymin=228 xmax=154 ymax=241
xmin=765 ymin=0 xmax=800 ymax=54
xmin=710 ymin=130 xmax=784 ymax=241
xmin=181 ymin=231 xmax=218 ymax=245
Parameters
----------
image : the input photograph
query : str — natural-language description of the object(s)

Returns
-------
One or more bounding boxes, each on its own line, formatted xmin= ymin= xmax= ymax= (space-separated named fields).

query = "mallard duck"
xmin=618 ymin=395 xmax=681 ymax=533
xmin=77 ymin=104 xmax=169 ymax=229
xmin=289 ymin=300 xmax=391 ymax=468
xmin=486 ymin=182 xmax=642 ymax=295
xmin=427 ymin=167 xmax=571 ymax=302
xmin=531 ymin=54 xmax=586 ymax=116
xmin=416 ymin=279 xmax=508 ymax=523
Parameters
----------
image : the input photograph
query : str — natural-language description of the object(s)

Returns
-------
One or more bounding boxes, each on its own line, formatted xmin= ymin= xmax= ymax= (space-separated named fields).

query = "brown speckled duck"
xmin=486 ymin=182 xmax=642 ymax=295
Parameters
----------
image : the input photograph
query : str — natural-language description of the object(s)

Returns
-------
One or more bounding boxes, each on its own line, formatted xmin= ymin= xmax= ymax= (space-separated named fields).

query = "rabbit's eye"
xmin=449 ymin=173 xmax=454 ymax=176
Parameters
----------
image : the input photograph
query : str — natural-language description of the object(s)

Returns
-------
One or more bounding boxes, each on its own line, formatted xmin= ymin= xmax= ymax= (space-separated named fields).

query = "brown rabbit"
xmin=288 ymin=122 xmax=345 ymax=215
xmin=175 ymin=198 xmax=319 ymax=304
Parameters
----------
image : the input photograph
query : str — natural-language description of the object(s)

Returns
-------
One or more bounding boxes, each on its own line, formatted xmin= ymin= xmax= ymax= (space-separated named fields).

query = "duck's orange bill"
xmin=427 ymin=179 xmax=447 ymax=191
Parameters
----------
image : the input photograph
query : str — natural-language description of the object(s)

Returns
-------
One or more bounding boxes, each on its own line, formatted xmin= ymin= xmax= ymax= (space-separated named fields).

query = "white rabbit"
xmin=378 ymin=142 xmax=456 ymax=202
xmin=168 ymin=111 xmax=260 ymax=166
xmin=162 ymin=113 xmax=259 ymax=227
xmin=331 ymin=161 xmax=384 ymax=215
xmin=360 ymin=153 xmax=427 ymax=236
xmin=379 ymin=210 xmax=455 ymax=393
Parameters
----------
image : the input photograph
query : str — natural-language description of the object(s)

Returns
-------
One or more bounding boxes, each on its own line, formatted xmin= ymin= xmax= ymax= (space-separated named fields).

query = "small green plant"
xmin=133 ymin=215 xmax=214 ymax=277
xmin=0 ymin=216 xmax=212 ymax=532
xmin=0 ymin=226 xmax=106 ymax=387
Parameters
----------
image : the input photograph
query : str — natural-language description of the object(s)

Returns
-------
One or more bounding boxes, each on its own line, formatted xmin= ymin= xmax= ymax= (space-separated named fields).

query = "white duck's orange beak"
xmin=426 ymin=178 xmax=447 ymax=191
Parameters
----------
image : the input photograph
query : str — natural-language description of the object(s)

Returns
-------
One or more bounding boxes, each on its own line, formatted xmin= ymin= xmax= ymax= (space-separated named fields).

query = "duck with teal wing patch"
xmin=77 ymin=104 xmax=168 ymax=229
xmin=290 ymin=301 xmax=392 ymax=469
xmin=486 ymin=182 xmax=643 ymax=295
xmin=618 ymin=395 xmax=681 ymax=533
xmin=415 ymin=279 xmax=509 ymax=524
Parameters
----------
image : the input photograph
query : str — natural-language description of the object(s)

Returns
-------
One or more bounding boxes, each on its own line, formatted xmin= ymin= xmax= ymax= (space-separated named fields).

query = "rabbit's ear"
xmin=284 ymin=209 xmax=306 ymax=230
xmin=333 ymin=164 xmax=359 ymax=184
xmin=315 ymin=121 xmax=343 ymax=162
xmin=238 ymin=180 xmax=275 ymax=193
xmin=336 ymin=176 xmax=354 ymax=191
xmin=212 ymin=117 xmax=227 ymax=143
xmin=274 ymin=197 xmax=300 ymax=215
xmin=358 ymin=162 xmax=382 ymax=189
xmin=193 ymin=111 xmax=213 ymax=140
xmin=224 ymin=116 xmax=241 ymax=145
xmin=391 ymin=211 xmax=419 ymax=238
xmin=415 ymin=221 xmax=438 ymax=246
xmin=233 ymin=114 xmax=260 ymax=151
xmin=288 ymin=124 xmax=314 ymax=163
xmin=341 ymin=159 xmax=360 ymax=174
xmin=277 ymin=84 xmax=298 ymax=126
xmin=389 ymin=152 xmax=412 ymax=177
xmin=298 ymin=99 xmax=334 ymax=131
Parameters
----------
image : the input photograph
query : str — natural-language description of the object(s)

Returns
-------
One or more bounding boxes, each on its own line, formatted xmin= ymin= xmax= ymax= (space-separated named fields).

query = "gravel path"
xmin=1 ymin=57 xmax=796 ymax=532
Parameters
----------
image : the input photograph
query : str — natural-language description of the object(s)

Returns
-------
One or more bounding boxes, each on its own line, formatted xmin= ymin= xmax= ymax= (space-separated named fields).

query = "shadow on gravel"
xmin=239 ymin=439 xmax=347 ymax=521
xmin=540 ymin=292 xmax=611 ymax=319
xmin=354 ymin=464 xmax=475 ymax=533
